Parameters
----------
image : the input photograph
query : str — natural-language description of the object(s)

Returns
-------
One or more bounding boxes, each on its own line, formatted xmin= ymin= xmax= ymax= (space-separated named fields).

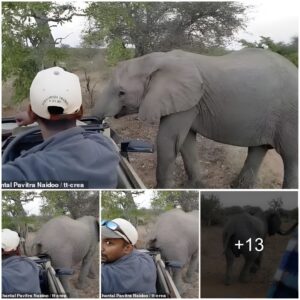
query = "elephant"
xmin=147 ymin=209 xmax=199 ymax=293
xmin=93 ymin=48 xmax=298 ymax=188
xmin=223 ymin=210 xmax=298 ymax=285
xmin=29 ymin=215 xmax=99 ymax=297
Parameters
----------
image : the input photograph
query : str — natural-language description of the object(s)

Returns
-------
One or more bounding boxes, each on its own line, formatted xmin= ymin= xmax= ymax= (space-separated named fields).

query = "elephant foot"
xmin=184 ymin=179 xmax=204 ymax=188
xmin=68 ymin=290 xmax=78 ymax=298
xmin=183 ymin=275 xmax=194 ymax=284
xmin=156 ymin=181 xmax=175 ymax=189
xmin=230 ymin=173 xmax=256 ymax=189
xmin=75 ymin=280 xmax=88 ymax=290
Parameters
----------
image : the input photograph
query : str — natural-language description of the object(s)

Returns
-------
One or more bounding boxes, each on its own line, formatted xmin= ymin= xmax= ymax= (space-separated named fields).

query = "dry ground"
xmin=201 ymin=223 xmax=294 ymax=298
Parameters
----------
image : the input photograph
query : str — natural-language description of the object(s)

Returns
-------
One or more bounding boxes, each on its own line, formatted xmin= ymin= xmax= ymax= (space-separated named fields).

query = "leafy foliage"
xmin=2 ymin=191 xmax=36 ymax=217
xmin=201 ymin=194 xmax=223 ymax=226
xmin=2 ymin=191 xmax=39 ymax=234
xmin=2 ymin=2 xmax=77 ymax=101
xmin=105 ymin=38 xmax=134 ymax=65
xmin=151 ymin=191 xmax=199 ymax=212
xmin=240 ymin=36 xmax=298 ymax=66
xmin=83 ymin=2 xmax=248 ymax=63
xmin=101 ymin=191 xmax=143 ymax=226
xmin=40 ymin=191 xmax=99 ymax=218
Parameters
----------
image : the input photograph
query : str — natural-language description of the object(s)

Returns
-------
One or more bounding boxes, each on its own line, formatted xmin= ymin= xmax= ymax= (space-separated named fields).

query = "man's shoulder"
xmin=3 ymin=256 xmax=38 ymax=268
xmin=125 ymin=249 xmax=156 ymax=267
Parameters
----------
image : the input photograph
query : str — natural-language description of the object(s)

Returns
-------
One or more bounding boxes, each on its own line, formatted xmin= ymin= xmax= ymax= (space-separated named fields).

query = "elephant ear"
xmin=138 ymin=52 xmax=204 ymax=124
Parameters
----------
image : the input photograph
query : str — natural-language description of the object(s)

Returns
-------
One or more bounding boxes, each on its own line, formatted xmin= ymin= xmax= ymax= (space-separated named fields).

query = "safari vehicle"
xmin=30 ymin=254 xmax=69 ymax=297
xmin=2 ymin=116 xmax=153 ymax=189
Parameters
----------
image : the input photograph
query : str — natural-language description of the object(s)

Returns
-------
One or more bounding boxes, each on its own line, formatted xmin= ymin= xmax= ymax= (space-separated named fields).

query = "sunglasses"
xmin=101 ymin=220 xmax=132 ymax=244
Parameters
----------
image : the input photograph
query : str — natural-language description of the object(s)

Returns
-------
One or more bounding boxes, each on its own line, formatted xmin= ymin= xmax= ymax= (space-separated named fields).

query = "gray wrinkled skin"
xmin=94 ymin=48 xmax=298 ymax=188
xmin=29 ymin=216 xmax=99 ymax=297
xmin=147 ymin=209 xmax=199 ymax=293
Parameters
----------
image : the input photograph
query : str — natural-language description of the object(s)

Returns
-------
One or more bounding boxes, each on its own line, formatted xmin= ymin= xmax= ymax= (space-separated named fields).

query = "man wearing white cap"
xmin=101 ymin=218 xmax=157 ymax=296
xmin=2 ymin=67 xmax=119 ymax=188
xmin=2 ymin=229 xmax=41 ymax=295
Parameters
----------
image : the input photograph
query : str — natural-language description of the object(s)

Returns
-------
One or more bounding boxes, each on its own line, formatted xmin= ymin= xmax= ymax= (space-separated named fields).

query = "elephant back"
xmin=148 ymin=209 xmax=199 ymax=264
xmin=31 ymin=216 xmax=95 ymax=267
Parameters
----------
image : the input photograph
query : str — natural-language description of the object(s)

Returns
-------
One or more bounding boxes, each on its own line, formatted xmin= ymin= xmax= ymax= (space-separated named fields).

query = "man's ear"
xmin=28 ymin=105 xmax=38 ymax=121
xmin=123 ymin=243 xmax=133 ymax=255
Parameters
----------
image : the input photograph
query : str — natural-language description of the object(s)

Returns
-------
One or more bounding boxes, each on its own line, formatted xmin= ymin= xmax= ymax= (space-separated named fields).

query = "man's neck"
xmin=40 ymin=125 xmax=75 ymax=140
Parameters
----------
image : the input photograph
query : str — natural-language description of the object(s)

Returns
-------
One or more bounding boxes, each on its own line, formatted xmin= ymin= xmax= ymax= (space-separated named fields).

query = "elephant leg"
xmin=282 ymin=156 xmax=298 ymax=188
xmin=185 ymin=251 xmax=199 ymax=283
xmin=275 ymin=119 xmax=298 ymax=188
xmin=239 ymin=257 xmax=256 ymax=283
xmin=156 ymin=109 xmax=198 ymax=188
xmin=224 ymin=250 xmax=235 ymax=285
xmin=88 ymin=261 xmax=97 ymax=279
xmin=231 ymin=145 xmax=268 ymax=188
xmin=76 ymin=248 xmax=96 ymax=289
xmin=180 ymin=130 xmax=203 ymax=188
xmin=250 ymin=253 xmax=263 ymax=273
xmin=172 ymin=268 xmax=184 ymax=294
xmin=59 ymin=276 xmax=77 ymax=298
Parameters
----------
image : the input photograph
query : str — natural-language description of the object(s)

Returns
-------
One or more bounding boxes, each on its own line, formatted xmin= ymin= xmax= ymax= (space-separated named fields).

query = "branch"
xmin=30 ymin=12 xmax=86 ymax=23
xmin=54 ymin=33 xmax=73 ymax=44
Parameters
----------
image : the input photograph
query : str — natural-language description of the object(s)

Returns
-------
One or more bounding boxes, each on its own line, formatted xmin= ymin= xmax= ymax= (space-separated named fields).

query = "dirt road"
xmin=201 ymin=224 xmax=293 ymax=298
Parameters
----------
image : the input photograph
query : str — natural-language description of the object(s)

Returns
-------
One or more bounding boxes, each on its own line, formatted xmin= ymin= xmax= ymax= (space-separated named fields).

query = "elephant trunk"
xmin=277 ymin=222 xmax=298 ymax=236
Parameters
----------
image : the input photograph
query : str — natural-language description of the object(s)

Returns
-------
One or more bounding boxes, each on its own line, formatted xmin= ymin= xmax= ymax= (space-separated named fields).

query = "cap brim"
xmin=101 ymin=226 xmax=123 ymax=239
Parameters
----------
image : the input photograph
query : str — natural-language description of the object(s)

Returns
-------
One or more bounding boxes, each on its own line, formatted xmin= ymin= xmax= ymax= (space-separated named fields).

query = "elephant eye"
xmin=119 ymin=91 xmax=125 ymax=97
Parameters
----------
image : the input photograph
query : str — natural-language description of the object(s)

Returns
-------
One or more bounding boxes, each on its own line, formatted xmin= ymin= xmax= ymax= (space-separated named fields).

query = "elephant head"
xmin=266 ymin=212 xmax=298 ymax=236
xmin=93 ymin=51 xmax=204 ymax=124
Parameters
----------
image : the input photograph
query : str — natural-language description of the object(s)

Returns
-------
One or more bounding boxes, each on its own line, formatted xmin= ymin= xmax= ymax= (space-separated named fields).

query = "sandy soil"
xmin=106 ymin=115 xmax=283 ymax=189
xmin=201 ymin=223 xmax=293 ymax=298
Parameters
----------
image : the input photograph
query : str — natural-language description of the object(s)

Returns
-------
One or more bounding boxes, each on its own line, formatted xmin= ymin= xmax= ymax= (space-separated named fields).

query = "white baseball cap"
xmin=30 ymin=67 xmax=82 ymax=120
xmin=2 ymin=229 xmax=20 ymax=251
xmin=101 ymin=218 xmax=138 ymax=245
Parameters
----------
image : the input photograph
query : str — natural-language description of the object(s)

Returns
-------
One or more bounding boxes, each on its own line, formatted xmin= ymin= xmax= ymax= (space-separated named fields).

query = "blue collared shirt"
xmin=102 ymin=249 xmax=157 ymax=296
xmin=2 ymin=256 xmax=41 ymax=295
